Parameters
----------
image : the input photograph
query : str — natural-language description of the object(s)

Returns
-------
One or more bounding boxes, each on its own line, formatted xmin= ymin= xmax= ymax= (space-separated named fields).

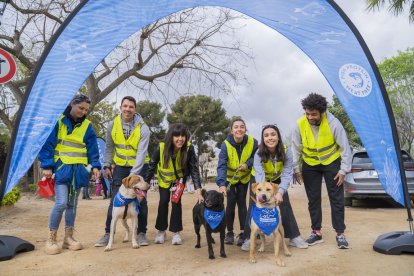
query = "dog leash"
xmin=227 ymin=167 xmax=240 ymax=191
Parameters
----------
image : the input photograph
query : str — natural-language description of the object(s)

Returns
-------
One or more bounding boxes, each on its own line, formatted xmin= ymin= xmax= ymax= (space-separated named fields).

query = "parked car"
xmin=344 ymin=149 xmax=414 ymax=206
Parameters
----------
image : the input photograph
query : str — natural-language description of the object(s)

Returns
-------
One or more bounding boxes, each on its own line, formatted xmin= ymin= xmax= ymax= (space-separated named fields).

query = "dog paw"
xmin=104 ymin=247 xmax=112 ymax=252
xmin=195 ymin=244 xmax=201 ymax=248
xmin=285 ymin=251 xmax=292 ymax=257
xmin=276 ymin=260 xmax=285 ymax=267
xmin=132 ymin=244 xmax=140 ymax=249
xmin=209 ymin=255 xmax=216 ymax=260
xmin=220 ymin=253 xmax=227 ymax=258
xmin=249 ymin=258 xmax=257 ymax=263
xmin=258 ymin=248 xmax=265 ymax=252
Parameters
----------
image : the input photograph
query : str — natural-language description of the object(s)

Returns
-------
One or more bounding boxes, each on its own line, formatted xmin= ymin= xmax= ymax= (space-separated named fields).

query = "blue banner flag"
xmin=0 ymin=0 xmax=408 ymax=207
xmin=96 ymin=137 xmax=111 ymax=193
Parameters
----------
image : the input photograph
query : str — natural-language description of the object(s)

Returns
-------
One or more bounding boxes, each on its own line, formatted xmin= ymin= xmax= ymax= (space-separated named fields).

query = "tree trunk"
xmin=33 ymin=159 xmax=41 ymax=188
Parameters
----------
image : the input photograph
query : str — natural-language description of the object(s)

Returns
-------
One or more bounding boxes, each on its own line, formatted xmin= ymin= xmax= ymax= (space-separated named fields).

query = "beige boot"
xmin=62 ymin=227 xmax=83 ymax=250
xmin=44 ymin=229 xmax=61 ymax=255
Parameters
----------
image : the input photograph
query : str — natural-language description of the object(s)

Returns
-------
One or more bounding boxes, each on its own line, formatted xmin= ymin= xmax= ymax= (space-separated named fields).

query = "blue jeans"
xmin=49 ymin=184 xmax=81 ymax=230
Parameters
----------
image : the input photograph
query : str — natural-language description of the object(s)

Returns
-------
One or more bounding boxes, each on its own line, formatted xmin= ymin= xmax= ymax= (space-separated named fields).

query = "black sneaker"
xmin=305 ymin=231 xmax=324 ymax=246
xmin=236 ymin=232 xmax=245 ymax=246
xmin=336 ymin=234 xmax=349 ymax=249
xmin=224 ymin=232 xmax=234 ymax=244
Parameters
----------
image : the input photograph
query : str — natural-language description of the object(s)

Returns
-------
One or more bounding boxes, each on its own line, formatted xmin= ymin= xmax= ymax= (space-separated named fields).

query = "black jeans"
xmin=244 ymin=177 xmax=301 ymax=240
xmin=104 ymin=164 xmax=149 ymax=234
xmin=226 ymin=182 xmax=248 ymax=233
xmin=155 ymin=186 xmax=182 ymax=232
xmin=302 ymin=158 xmax=345 ymax=233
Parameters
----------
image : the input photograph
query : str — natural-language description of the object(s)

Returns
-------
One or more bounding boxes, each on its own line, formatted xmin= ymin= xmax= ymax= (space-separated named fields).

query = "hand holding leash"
xmin=294 ymin=172 xmax=303 ymax=185
xmin=219 ymin=186 xmax=227 ymax=197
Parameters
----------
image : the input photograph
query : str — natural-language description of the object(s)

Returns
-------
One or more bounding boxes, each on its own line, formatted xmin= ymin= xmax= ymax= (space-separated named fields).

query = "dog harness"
xmin=251 ymin=205 xmax=279 ymax=236
xmin=204 ymin=209 xmax=225 ymax=230
xmin=113 ymin=192 xmax=140 ymax=214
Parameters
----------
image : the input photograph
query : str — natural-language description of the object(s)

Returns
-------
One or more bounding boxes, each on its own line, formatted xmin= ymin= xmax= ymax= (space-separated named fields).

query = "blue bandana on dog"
xmin=113 ymin=192 xmax=140 ymax=214
xmin=204 ymin=209 xmax=225 ymax=230
xmin=251 ymin=205 xmax=279 ymax=236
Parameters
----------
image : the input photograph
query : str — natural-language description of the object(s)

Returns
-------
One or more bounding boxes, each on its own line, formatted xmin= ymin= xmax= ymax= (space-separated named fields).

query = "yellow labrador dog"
xmin=249 ymin=182 xmax=291 ymax=266
xmin=104 ymin=175 xmax=150 ymax=252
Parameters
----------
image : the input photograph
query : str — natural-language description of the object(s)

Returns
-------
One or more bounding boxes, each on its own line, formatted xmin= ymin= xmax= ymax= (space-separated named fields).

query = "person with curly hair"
xmin=291 ymin=93 xmax=352 ymax=249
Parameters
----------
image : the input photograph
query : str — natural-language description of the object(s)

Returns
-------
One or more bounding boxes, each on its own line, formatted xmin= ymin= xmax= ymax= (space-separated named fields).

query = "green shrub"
xmin=1 ymin=186 xmax=21 ymax=206
xmin=29 ymin=183 xmax=37 ymax=193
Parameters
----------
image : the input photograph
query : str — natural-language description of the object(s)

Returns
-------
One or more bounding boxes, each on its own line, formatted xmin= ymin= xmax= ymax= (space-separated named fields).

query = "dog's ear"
xmin=251 ymin=183 xmax=259 ymax=194
xmin=122 ymin=176 xmax=132 ymax=188
xmin=201 ymin=189 xmax=206 ymax=198
xmin=272 ymin=183 xmax=279 ymax=194
xmin=219 ymin=192 xmax=224 ymax=202
xmin=122 ymin=176 xmax=129 ymax=186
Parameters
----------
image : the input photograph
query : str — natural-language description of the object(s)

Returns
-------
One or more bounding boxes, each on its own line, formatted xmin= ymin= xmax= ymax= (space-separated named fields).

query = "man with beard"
xmin=292 ymin=93 xmax=352 ymax=249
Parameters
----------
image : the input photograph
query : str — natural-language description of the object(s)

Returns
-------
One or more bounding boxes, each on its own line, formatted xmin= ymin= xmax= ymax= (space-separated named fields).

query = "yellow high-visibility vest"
xmin=145 ymin=154 xmax=150 ymax=164
xmin=297 ymin=113 xmax=341 ymax=166
xmin=111 ymin=115 xmax=142 ymax=166
xmin=54 ymin=115 xmax=89 ymax=165
xmin=157 ymin=142 xmax=190 ymax=188
xmin=262 ymin=145 xmax=287 ymax=182
xmin=224 ymin=135 xmax=254 ymax=185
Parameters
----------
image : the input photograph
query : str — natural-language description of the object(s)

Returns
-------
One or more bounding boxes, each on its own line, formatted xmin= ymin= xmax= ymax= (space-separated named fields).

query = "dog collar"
xmin=251 ymin=205 xmax=279 ymax=236
xmin=204 ymin=209 xmax=225 ymax=230
xmin=113 ymin=192 xmax=140 ymax=214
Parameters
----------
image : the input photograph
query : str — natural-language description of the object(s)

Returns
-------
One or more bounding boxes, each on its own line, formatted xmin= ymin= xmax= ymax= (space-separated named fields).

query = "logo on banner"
xmin=339 ymin=64 xmax=372 ymax=97
xmin=0 ymin=48 xmax=17 ymax=84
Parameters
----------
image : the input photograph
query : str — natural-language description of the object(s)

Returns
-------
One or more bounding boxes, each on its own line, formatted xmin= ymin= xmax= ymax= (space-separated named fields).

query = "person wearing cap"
xmin=94 ymin=96 xmax=150 ymax=247
xmin=39 ymin=94 xmax=102 ymax=255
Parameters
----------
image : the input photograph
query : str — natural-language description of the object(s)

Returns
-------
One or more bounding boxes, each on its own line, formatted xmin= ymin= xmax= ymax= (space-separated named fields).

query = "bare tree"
xmin=0 ymin=0 xmax=252 ymax=135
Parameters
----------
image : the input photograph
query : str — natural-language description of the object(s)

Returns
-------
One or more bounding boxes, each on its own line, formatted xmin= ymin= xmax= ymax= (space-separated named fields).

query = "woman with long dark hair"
xmin=241 ymin=124 xmax=307 ymax=251
xmin=144 ymin=123 xmax=203 ymax=245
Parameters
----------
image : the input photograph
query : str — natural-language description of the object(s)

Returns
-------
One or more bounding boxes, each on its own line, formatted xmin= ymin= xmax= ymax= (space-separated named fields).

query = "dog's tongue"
xmin=258 ymin=194 xmax=267 ymax=203
xmin=135 ymin=189 xmax=147 ymax=198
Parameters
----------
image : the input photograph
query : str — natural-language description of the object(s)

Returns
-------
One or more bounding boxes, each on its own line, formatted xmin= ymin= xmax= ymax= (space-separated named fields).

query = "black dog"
xmin=193 ymin=189 xmax=226 ymax=259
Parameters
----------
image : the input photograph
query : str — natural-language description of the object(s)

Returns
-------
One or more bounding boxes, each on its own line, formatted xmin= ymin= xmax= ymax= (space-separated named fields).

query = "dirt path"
xmin=1 ymin=182 xmax=413 ymax=276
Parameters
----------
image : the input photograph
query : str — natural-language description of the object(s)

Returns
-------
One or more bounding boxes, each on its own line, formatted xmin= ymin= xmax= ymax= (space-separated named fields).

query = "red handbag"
xmin=37 ymin=176 xmax=55 ymax=198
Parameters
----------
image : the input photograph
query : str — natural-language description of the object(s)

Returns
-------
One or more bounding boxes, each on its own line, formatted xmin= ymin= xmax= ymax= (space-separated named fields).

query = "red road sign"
xmin=0 ymin=48 xmax=17 ymax=84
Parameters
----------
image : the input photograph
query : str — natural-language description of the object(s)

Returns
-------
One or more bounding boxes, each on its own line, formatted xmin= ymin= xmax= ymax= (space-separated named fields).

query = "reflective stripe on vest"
xmin=157 ymin=142 xmax=189 ymax=188
xmin=111 ymin=115 xmax=142 ymax=166
xmin=145 ymin=154 xmax=150 ymax=164
xmin=224 ymin=135 xmax=254 ymax=185
xmin=297 ymin=113 xmax=341 ymax=166
xmin=54 ymin=115 xmax=89 ymax=165
xmin=262 ymin=145 xmax=287 ymax=182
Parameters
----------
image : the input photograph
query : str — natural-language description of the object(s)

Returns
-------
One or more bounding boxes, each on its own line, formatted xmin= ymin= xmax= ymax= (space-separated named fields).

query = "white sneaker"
xmin=241 ymin=239 xmax=250 ymax=251
xmin=171 ymin=232 xmax=183 ymax=245
xmin=137 ymin=232 xmax=149 ymax=246
xmin=289 ymin=236 xmax=308 ymax=249
xmin=154 ymin=231 xmax=166 ymax=244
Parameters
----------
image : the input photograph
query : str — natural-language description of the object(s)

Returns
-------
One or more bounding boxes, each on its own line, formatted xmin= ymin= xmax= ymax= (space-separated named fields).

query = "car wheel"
xmin=344 ymin=197 xmax=352 ymax=207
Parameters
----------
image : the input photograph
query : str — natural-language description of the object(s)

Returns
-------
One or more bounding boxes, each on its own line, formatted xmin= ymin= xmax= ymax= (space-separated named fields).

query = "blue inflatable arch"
xmin=0 ymin=0 xmax=410 ymax=208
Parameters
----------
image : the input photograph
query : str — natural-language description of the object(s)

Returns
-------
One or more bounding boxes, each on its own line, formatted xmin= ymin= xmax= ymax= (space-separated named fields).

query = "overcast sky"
xmin=220 ymin=0 xmax=414 ymax=141
xmin=112 ymin=1 xmax=414 ymax=144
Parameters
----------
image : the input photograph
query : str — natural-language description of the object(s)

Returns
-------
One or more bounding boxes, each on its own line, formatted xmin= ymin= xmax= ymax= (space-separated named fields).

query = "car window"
xmin=402 ymin=152 xmax=413 ymax=162
xmin=352 ymin=152 xmax=371 ymax=164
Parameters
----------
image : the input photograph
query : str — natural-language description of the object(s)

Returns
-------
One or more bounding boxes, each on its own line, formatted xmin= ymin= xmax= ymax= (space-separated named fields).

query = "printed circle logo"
xmin=339 ymin=64 xmax=372 ymax=97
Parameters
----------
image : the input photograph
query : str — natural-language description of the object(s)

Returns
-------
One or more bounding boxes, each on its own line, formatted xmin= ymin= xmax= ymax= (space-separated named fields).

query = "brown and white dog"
xmin=104 ymin=175 xmax=150 ymax=252
xmin=249 ymin=182 xmax=291 ymax=266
